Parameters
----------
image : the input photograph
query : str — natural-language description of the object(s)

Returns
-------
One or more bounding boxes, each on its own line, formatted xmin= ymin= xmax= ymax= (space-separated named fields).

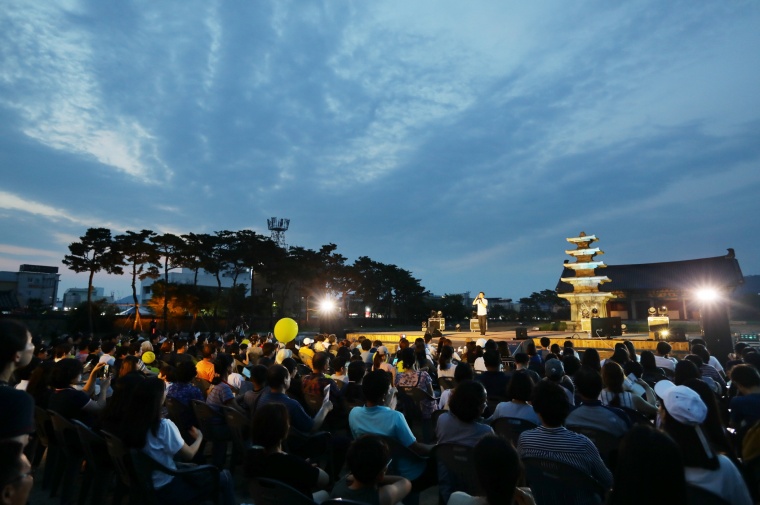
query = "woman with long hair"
xmin=580 ymin=348 xmax=601 ymax=373
xmin=655 ymin=380 xmax=751 ymax=505
xmin=437 ymin=346 xmax=457 ymax=378
xmin=395 ymin=347 xmax=436 ymax=419
xmin=600 ymin=361 xmax=657 ymax=416
xmin=640 ymin=350 xmax=666 ymax=386
xmin=119 ymin=377 xmax=234 ymax=505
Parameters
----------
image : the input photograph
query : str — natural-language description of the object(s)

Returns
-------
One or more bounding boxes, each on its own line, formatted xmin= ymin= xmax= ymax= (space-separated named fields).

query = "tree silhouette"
xmin=149 ymin=233 xmax=186 ymax=331
xmin=62 ymin=228 xmax=124 ymax=334
xmin=114 ymin=230 xmax=160 ymax=330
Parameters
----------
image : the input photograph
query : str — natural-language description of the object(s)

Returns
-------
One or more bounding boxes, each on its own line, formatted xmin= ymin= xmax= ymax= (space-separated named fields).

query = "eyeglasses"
xmin=384 ymin=458 xmax=393 ymax=472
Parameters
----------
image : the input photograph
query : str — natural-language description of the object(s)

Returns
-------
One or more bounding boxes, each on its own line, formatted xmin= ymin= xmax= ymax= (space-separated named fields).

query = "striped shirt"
xmin=599 ymin=389 xmax=635 ymax=409
xmin=517 ymin=426 xmax=613 ymax=489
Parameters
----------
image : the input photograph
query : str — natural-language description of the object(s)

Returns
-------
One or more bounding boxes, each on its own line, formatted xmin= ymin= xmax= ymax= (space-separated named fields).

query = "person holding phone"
xmin=472 ymin=292 xmax=488 ymax=336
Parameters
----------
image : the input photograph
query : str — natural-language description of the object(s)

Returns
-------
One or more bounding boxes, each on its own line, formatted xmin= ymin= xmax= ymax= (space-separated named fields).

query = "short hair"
xmin=362 ymin=370 xmax=391 ymax=404
xmin=0 ymin=319 xmax=29 ymax=367
xmin=731 ymin=364 xmax=760 ymax=388
xmin=346 ymin=436 xmax=390 ymax=485
xmin=101 ymin=341 xmax=116 ymax=354
xmin=267 ymin=364 xmax=290 ymax=389
xmin=174 ymin=361 xmax=198 ymax=383
xmin=690 ymin=344 xmax=711 ymax=364
xmin=332 ymin=355 xmax=348 ymax=372
xmin=539 ymin=337 xmax=551 ymax=348
xmin=674 ymin=360 xmax=700 ymax=386
xmin=261 ymin=342 xmax=276 ymax=357
xmin=684 ymin=354 xmax=704 ymax=367
xmin=532 ymin=380 xmax=571 ymax=426
xmin=280 ymin=357 xmax=297 ymax=375
xmin=248 ymin=364 xmax=269 ymax=386
xmin=513 ymin=352 xmax=529 ymax=365
xmin=562 ymin=355 xmax=581 ymax=376
xmin=483 ymin=350 xmax=501 ymax=369
xmin=361 ymin=339 xmax=372 ymax=351
xmin=347 ymin=361 xmax=366 ymax=382
xmin=450 ymin=380 xmax=487 ymax=422
xmin=507 ymin=371 xmax=534 ymax=401
xmin=454 ymin=361 xmax=475 ymax=384
xmin=202 ymin=344 xmax=216 ymax=359
xmin=574 ymin=367 xmax=603 ymax=399
xmin=473 ymin=436 xmax=522 ymax=505
xmin=312 ymin=352 xmax=330 ymax=372
xmin=656 ymin=342 xmax=672 ymax=355
xmin=251 ymin=402 xmax=289 ymax=451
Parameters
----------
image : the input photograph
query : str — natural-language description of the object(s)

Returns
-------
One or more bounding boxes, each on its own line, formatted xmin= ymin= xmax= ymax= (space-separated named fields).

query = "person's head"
xmin=312 ymin=352 xmax=330 ymax=373
xmin=610 ymin=345 xmax=630 ymax=366
xmin=640 ymin=350 xmax=657 ymax=371
xmin=266 ymin=364 xmax=290 ymax=391
xmin=50 ymin=358 xmax=84 ymax=388
xmin=361 ymin=339 xmax=372 ymax=351
xmin=623 ymin=340 xmax=636 ymax=360
xmin=683 ymin=354 xmax=704 ymax=369
xmin=174 ymin=361 xmax=197 ymax=384
xmin=248 ymin=365 xmax=269 ymax=388
xmin=654 ymin=380 xmax=715 ymax=470
xmin=690 ymin=344 xmax=711 ymax=366
xmin=531 ymin=380 xmax=571 ymax=427
xmin=121 ymin=377 xmax=167 ymax=448
xmin=731 ymin=364 xmax=760 ymax=392
xmin=473 ymin=435 xmax=522 ymax=505
xmin=397 ymin=338 xmax=409 ymax=350
xmin=623 ymin=360 xmax=643 ymax=380
xmin=398 ymin=347 xmax=415 ymax=369
xmin=608 ymin=424 xmax=687 ymax=505
xmin=346 ymin=436 xmax=391 ymax=486
xmin=449 ymin=380 xmax=487 ymax=422
xmin=539 ymin=337 xmax=551 ymax=348
xmin=251 ymin=402 xmax=289 ymax=452
xmin=201 ymin=343 xmax=216 ymax=360
xmin=601 ymin=361 xmax=625 ymax=394
xmin=0 ymin=320 xmax=33 ymax=373
xmin=362 ymin=370 xmax=392 ymax=405
xmin=0 ymin=441 xmax=33 ymax=505
xmin=550 ymin=343 xmax=561 ymax=355
xmin=101 ymin=341 xmax=115 ymax=355
xmin=580 ymin=348 xmax=601 ymax=372
xmin=212 ymin=354 xmax=233 ymax=384
xmin=483 ymin=350 xmax=501 ymax=370
xmin=674 ymin=360 xmax=700 ymax=385
xmin=119 ymin=355 xmax=139 ymax=377
xmin=513 ymin=352 xmax=529 ymax=367
xmin=453 ymin=361 xmax=475 ymax=385
xmin=562 ymin=355 xmax=581 ymax=377
xmin=526 ymin=342 xmax=537 ymax=356
xmin=261 ymin=342 xmax=276 ymax=358
xmin=574 ymin=367 xmax=604 ymax=400
xmin=682 ymin=378 xmax=733 ymax=456
xmin=544 ymin=359 xmax=565 ymax=382
xmin=507 ymin=371 xmax=535 ymax=402
xmin=656 ymin=341 xmax=672 ymax=357
xmin=332 ymin=355 xmax=348 ymax=375
xmin=347 ymin=360 xmax=366 ymax=383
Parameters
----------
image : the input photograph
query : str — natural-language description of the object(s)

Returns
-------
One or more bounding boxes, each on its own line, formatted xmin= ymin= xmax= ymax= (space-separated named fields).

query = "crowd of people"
xmin=3 ymin=320 xmax=760 ymax=505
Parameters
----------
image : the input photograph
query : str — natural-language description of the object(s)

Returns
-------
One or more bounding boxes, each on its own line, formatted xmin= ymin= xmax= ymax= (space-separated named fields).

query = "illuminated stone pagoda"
xmin=558 ymin=232 xmax=616 ymax=332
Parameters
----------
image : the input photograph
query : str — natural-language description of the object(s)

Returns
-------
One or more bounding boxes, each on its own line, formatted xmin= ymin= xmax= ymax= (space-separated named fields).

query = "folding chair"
xmin=490 ymin=417 xmax=538 ymax=446
xmin=522 ymin=457 xmax=606 ymax=505
xmin=433 ymin=443 xmax=480 ymax=504
xmin=249 ymin=477 xmax=316 ymax=505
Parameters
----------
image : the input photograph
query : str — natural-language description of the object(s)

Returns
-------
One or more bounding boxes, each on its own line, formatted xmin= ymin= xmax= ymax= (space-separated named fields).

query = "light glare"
xmin=696 ymin=288 xmax=720 ymax=302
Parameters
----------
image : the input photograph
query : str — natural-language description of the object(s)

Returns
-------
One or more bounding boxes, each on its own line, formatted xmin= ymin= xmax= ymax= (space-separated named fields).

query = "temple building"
xmin=556 ymin=246 xmax=744 ymax=321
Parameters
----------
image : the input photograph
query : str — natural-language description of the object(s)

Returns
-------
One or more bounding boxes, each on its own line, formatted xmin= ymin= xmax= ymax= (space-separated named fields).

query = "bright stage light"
xmin=661 ymin=330 xmax=670 ymax=338
xmin=696 ymin=288 xmax=720 ymax=302
xmin=319 ymin=299 xmax=336 ymax=312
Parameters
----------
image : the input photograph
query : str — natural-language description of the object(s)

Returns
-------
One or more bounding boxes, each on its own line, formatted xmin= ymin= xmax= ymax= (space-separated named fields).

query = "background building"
xmin=0 ymin=264 xmax=60 ymax=310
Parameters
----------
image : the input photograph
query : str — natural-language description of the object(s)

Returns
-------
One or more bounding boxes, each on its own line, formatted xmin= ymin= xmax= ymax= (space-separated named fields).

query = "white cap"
xmin=476 ymin=338 xmax=487 ymax=348
xmin=654 ymin=380 xmax=707 ymax=426
xmin=302 ymin=337 xmax=313 ymax=345
xmin=275 ymin=349 xmax=292 ymax=364
xmin=377 ymin=346 xmax=389 ymax=355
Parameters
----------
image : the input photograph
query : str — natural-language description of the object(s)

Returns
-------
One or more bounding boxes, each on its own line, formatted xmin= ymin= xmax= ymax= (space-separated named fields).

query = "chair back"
xmin=101 ymin=430 xmax=133 ymax=487
xmin=48 ymin=410 xmax=85 ymax=458
xmin=191 ymin=399 xmax=222 ymax=436
xmin=437 ymin=376 xmax=455 ymax=391
xmin=249 ymin=477 xmax=317 ymax=505
xmin=222 ymin=405 xmax=251 ymax=457
xmin=522 ymin=457 xmax=605 ymax=505
xmin=434 ymin=443 xmax=480 ymax=500
xmin=34 ymin=406 xmax=54 ymax=448
xmin=380 ymin=436 xmax=429 ymax=478
xmin=164 ymin=397 xmax=196 ymax=442
xmin=567 ymin=425 xmax=621 ymax=469
xmin=72 ymin=419 xmax=113 ymax=471
xmin=491 ymin=417 xmax=538 ymax=445
xmin=129 ymin=448 xmax=220 ymax=505
xmin=192 ymin=377 xmax=212 ymax=397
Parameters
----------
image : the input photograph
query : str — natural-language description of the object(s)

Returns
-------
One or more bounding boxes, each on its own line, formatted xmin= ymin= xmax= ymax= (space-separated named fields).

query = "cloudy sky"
xmin=1 ymin=1 xmax=759 ymax=303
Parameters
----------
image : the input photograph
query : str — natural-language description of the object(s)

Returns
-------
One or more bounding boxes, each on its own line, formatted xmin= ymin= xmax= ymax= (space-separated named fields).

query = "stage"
xmin=344 ymin=329 xmax=691 ymax=358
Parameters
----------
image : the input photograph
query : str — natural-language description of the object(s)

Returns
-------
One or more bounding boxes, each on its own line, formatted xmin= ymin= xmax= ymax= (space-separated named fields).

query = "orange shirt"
xmin=196 ymin=359 xmax=215 ymax=382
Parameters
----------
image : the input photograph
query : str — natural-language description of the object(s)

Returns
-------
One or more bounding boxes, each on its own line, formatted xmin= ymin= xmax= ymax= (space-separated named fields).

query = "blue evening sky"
xmin=1 ymin=1 xmax=759 ymax=301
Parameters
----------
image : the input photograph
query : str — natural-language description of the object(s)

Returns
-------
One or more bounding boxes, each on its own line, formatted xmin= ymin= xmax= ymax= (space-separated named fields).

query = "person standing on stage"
xmin=472 ymin=292 xmax=488 ymax=336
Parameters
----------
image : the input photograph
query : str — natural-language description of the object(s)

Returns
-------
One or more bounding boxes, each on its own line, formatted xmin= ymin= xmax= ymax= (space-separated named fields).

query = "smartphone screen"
xmin=324 ymin=384 xmax=330 ymax=403
xmin=242 ymin=367 xmax=251 ymax=378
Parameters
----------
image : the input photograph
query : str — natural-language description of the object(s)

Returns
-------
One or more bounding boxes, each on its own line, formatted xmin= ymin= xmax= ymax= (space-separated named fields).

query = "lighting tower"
xmin=267 ymin=217 xmax=290 ymax=249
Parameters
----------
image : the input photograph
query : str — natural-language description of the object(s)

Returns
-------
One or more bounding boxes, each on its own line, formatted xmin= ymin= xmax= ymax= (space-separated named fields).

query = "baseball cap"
xmin=544 ymin=358 xmax=564 ymax=380
xmin=476 ymin=338 xmax=487 ymax=348
xmin=275 ymin=349 xmax=292 ymax=364
xmin=376 ymin=346 xmax=389 ymax=355
xmin=654 ymin=380 xmax=707 ymax=425
xmin=302 ymin=338 xmax=313 ymax=345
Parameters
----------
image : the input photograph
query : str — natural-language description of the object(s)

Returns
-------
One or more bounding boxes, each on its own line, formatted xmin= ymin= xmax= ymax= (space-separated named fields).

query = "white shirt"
xmin=143 ymin=418 xmax=185 ymax=488
xmin=473 ymin=297 xmax=488 ymax=316
xmin=654 ymin=355 xmax=677 ymax=371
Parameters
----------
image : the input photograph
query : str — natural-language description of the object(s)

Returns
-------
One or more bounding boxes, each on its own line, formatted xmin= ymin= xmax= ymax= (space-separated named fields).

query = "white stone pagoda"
xmin=558 ymin=232 xmax=616 ymax=333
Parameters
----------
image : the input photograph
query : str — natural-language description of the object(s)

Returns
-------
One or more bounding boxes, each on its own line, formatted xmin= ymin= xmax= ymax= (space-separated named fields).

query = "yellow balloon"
xmin=274 ymin=318 xmax=298 ymax=344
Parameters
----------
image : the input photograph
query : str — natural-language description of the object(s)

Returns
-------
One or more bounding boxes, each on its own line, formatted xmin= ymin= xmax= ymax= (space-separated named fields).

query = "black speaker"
xmin=515 ymin=328 xmax=529 ymax=340
xmin=591 ymin=317 xmax=622 ymax=338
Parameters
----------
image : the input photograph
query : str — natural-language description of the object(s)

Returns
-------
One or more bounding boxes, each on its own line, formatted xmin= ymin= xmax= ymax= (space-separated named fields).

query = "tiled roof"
xmin=556 ymin=249 xmax=744 ymax=294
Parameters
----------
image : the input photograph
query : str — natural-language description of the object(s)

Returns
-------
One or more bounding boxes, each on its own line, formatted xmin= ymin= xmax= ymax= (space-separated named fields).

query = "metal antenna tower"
xmin=267 ymin=217 xmax=290 ymax=248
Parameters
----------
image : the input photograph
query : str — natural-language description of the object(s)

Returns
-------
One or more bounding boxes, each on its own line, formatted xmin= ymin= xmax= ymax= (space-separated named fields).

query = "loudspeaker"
xmin=591 ymin=317 xmax=622 ymax=338
xmin=515 ymin=328 xmax=529 ymax=340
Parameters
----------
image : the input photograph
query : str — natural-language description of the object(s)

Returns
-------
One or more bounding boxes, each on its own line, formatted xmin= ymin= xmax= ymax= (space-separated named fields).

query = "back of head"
xmin=347 ymin=360 xmax=366 ymax=382
xmin=531 ymin=380 xmax=571 ymax=426
xmin=267 ymin=364 xmax=290 ymax=390
xmin=656 ymin=341 xmax=672 ymax=356
xmin=453 ymin=361 xmax=475 ymax=384
xmin=347 ymin=435 xmax=390 ymax=486
xmin=361 ymin=339 xmax=372 ymax=351
xmin=574 ymin=367 xmax=603 ymax=399
xmin=539 ymin=337 xmax=551 ymax=348
xmin=202 ymin=343 xmax=216 ymax=359
xmin=601 ymin=361 xmax=625 ymax=393
xmin=731 ymin=364 xmax=760 ymax=389
xmin=50 ymin=358 xmax=83 ymax=388
xmin=640 ymin=350 xmax=657 ymax=370
xmin=562 ymin=355 xmax=581 ymax=376
xmin=691 ymin=344 xmax=711 ymax=364
xmin=249 ymin=364 xmax=269 ymax=387
xmin=581 ymin=348 xmax=601 ymax=372
xmin=449 ymin=380 xmax=487 ymax=423
xmin=251 ymin=402 xmax=289 ymax=451
xmin=174 ymin=361 xmax=198 ymax=383
xmin=513 ymin=352 xmax=529 ymax=365
xmin=609 ymin=425 xmax=687 ymax=505
xmin=121 ymin=377 xmax=165 ymax=448
xmin=483 ymin=350 xmax=501 ymax=369
xmin=312 ymin=351 xmax=330 ymax=372
xmin=362 ymin=370 xmax=391 ymax=404
xmin=398 ymin=347 xmax=416 ymax=369
xmin=507 ymin=371 xmax=535 ymax=402
xmin=473 ymin=435 xmax=522 ymax=505
xmin=674 ymin=360 xmax=700 ymax=385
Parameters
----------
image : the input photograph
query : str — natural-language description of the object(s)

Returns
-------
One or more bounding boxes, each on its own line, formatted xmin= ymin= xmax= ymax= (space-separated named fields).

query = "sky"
xmin=1 ymin=1 xmax=759 ymax=303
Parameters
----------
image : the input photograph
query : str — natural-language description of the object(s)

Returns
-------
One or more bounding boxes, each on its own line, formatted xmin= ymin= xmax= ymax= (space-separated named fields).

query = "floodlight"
xmin=696 ymin=288 xmax=720 ymax=302
xmin=319 ymin=299 xmax=336 ymax=312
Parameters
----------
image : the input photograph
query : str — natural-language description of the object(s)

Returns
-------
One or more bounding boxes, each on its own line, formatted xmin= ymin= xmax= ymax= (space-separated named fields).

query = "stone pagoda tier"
xmin=558 ymin=232 xmax=616 ymax=332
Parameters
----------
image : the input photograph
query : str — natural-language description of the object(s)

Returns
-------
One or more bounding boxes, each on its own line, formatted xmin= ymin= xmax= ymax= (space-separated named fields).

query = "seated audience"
xmin=565 ymin=367 xmax=630 ymax=438
xmin=438 ymin=362 xmax=474 ymax=411
xmin=476 ymin=350 xmax=510 ymax=399
xmin=48 ymin=358 xmax=110 ymax=425
xmin=257 ymin=364 xmax=333 ymax=433
xmin=330 ymin=435 xmax=411 ymax=505
xmin=600 ymin=361 xmax=657 ymax=417
xmin=729 ymin=364 xmax=760 ymax=446
xmin=395 ymin=347 xmax=436 ymax=419
xmin=487 ymin=370 xmax=540 ymax=426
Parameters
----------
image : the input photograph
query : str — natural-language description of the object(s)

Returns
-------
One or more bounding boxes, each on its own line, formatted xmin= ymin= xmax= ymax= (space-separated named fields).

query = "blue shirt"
xmin=258 ymin=391 xmax=314 ymax=432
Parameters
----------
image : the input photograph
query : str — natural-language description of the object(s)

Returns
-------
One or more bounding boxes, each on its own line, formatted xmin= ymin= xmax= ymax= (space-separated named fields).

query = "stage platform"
xmin=345 ymin=329 xmax=691 ymax=358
